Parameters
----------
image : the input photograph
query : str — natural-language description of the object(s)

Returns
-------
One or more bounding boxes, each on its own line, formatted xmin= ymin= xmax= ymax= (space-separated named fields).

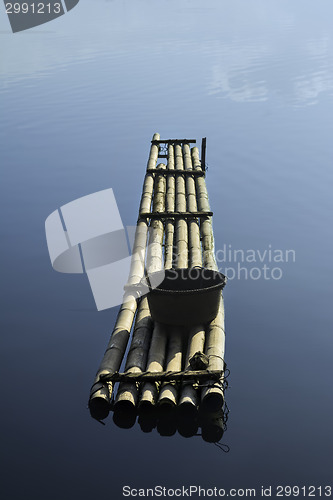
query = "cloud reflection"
xmin=207 ymin=33 xmax=333 ymax=106
xmin=207 ymin=43 xmax=269 ymax=102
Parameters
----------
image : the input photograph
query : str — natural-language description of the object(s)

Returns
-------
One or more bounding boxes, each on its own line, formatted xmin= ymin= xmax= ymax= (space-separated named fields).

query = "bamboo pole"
xmin=145 ymin=163 xmax=166 ymax=274
xmin=185 ymin=146 xmax=202 ymax=269
xmin=178 ymin=143 xmax=204 ymax=435
xmin=138 ymin=163 xmax=168 ymax=414
xmin=139 ymin=139 xmax=159 ymax=215
xmin=156 ymin=327 xmax=183 ymax=436
xmin=191 ymin=146 xmax=226 ymax=413
xmin=154 ymin=144 xmax=187 ymax=421
xmin=155 ymin=147 xmax=181 ymax=433
xmin=201 ymin=409 xmax=225 ymax=443
xmin=191 ymin=146 xmax=216 ymax=269
xmin=158 ymin=328 xmax=183 ymax=408
xmin=200 ymin=296 xmax=225 ymax=412
xmin=88 ymin=133 xmax=159 ymax=420
xmin=177 ymin=325 xmax=205 ymax=437
xmin=164 ymin=145 xmax=175 ymax=269
xmin=174 ymin=144 xmax=188 ymax=269
xmin=138 ymin=322 xmax=168 ymax=411
xmin=113 ymin=297 xmax=153 ymax=428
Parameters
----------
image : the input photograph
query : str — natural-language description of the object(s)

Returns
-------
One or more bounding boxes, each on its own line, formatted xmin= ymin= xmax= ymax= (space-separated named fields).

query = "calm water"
xmin=1 ymin=1 xmax=333 ymax=498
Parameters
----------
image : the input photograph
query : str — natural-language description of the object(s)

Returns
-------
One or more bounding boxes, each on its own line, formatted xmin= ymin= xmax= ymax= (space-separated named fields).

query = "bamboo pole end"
xmin=88 ymin=395 xmax=111 ymax=421
xmin=113 ymin=402 xmax=137 ymax=429
xmin=201 ymin=390 xmax=224 ymax=414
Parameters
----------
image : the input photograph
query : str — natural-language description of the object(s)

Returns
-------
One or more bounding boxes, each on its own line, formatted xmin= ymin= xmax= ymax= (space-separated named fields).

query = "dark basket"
xmin=144 ymin=268 xmax=227 ymax=326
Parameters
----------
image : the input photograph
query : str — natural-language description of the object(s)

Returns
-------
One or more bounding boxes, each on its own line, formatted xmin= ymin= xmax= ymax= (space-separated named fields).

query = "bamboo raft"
xmin=88 ymin=134 xmax=228 ymax=442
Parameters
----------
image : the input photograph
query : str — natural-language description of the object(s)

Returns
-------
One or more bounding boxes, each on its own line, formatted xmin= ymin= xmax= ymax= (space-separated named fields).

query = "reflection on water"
xmin=207 ymin=43 xmax=270 ymax=102
xmin=207 ymin=33 xmax=333 ymax=105
xmin=1 ymin=1 xmax=333 ymax=499
xmin=1 ymin=0 xmax=332 ymax=108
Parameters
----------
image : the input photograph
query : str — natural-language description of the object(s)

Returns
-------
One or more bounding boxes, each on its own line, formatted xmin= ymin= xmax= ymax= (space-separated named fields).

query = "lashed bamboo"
xmin=174 ymin=144 xmax=188 ymax=269
xmin=154 ymin=144 xmax=187 ymax=419
xmin=145 ymin=163 xmax=166 ymax=273
xmin=90 ymin=135 xmax=227 ymax=442
xmin=139 ymin=141 xmax=159 ymax=215
xmin=191 ymin=146 xmax=226 ymax=412
xmin=200 ymin=296 xmax=225 ymax=412
xmin=178 ymin=143 xmax=205 ymax=434
xmin=164 ymin=145 xmax=175 ymax=269
xmin=88 ymin=133 xmax=159 ymax=420
xmin=138 ymin=322 xmax=168 ymax=411
xmin=177 ymin=325 xmax=205 ymax=437
xmin=138 ymin=163 xmax=168 ymax=413
xmin=158 ymin=328 xmax=183 ymax=409
xmin=113 ymin=297 xmax=153 ymax=427
xmin=155 ymin=145 xmax=181 ymax=425
xmin=184 ymin=143 xmax=202 ymax=268
xmin=102 ymin=369 xmax=223 ymax=384
xmin=191 ymin=147 xmax=216 ymax=269
xmin=148 ymin=144 xmax=183 ymax=434
xmin=157 ymin=326 xmax=183 ymax=436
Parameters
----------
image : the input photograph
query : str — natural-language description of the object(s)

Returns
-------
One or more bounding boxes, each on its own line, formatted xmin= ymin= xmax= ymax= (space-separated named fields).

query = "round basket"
xmin=144 ymin=267 xmax=227 ymax=326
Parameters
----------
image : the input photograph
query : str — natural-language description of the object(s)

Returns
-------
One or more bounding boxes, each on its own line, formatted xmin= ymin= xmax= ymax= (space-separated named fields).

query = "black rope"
xmin=193 ymin=433 xmax=230 ymax=453
xmin=214 ymin=442 xmax=230 ymax=453
xmin=196 ymin=381 xmax=223 ymax=389
xmin=100 ymin=369 xmax=224 ymax=384
xmin=95 ymin=419 xmax=106 ymax=426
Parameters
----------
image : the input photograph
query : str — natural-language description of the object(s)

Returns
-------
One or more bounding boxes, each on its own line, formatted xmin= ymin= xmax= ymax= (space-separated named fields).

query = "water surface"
xmin=1 ymin=1 xmax=333 ymax=498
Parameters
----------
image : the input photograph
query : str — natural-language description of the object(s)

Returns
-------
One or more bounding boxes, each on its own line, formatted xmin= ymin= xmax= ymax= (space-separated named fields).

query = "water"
xmin=1 ymin=1 xmax=333 ymax=498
